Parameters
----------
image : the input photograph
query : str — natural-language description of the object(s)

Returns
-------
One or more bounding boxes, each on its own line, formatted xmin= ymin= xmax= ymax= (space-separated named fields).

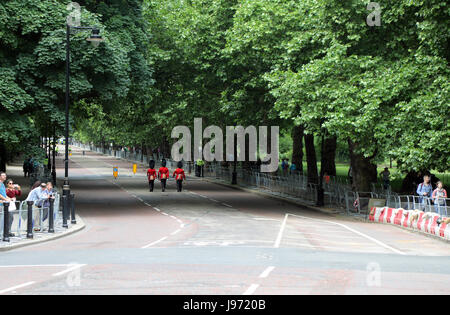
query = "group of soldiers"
xmin=146 ymin=159 xmax=186 ymax=192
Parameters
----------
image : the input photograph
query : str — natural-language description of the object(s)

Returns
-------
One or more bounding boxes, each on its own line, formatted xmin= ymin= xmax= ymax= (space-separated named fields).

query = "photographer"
xmin=5 ymin=180 xmax=21 ymax=237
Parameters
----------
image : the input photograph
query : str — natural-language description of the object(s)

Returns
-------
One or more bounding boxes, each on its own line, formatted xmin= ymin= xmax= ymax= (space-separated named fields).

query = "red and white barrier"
xmin=370 ymin=207 xmax=450 ymax=241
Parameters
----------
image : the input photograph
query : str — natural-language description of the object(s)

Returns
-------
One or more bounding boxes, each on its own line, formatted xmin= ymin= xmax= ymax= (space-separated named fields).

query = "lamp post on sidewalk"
xmin=63 ymin=23 xmax=104 ymax=225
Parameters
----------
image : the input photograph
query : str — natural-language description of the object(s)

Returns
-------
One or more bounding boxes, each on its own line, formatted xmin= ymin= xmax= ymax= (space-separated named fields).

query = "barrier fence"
xmin=73 ymin=141 xmax=449 ymax=219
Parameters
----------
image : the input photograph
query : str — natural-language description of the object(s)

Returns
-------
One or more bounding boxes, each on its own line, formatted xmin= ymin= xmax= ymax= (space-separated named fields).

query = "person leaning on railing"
xmin=5 ymin=179 xmax=21 ymax=236
xmin=25 ymin=182 xmax=48 ymax=232
xmin=432 ymin=181 xmax=447 ymax=215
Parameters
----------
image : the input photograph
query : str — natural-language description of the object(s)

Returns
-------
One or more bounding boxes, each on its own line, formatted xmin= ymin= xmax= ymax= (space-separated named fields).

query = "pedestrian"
xmin=26 ymin=182 xmax=48 ymax=231
xmin=23 ymin=157 xmax=31 ymax=177
xmin=0 ymin=172 xmax=10 ymax=204
xmin=0 ymin=173 xmax=14 ymax=236
xmin=158 ymin=159 xmax=170 ymax=192
xmin=380 ymin=167 xmax=390 ymax=190
xmin=42 ymin=182 xmax=55 ymax=221
xmin=289 ymin=162 xmax=296 ymax=175
xmin=416 ymin=175 xmax=433 ymax=210
xmin=173 ymin=161 xmax=186 ymax=192
xmin=323 ymin=172 xmax=331 ymax=185
xmin=432 ymin=181 xmax=447 ymax=215
xmin=5 ymin=179 xmax=21 ymax=236
xmin=196 ymin=159 xmax=204 ymax=177
xmin=147 ymin=160 xmax=157 ymax=192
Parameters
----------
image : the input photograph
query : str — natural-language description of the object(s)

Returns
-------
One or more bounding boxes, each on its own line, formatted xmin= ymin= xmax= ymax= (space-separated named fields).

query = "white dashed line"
xmin=52 ymin=264 xmax=87 ymax=277
xmin=170 ymin=229 xmax=181 ymax=236
xmin=222 ymin=203 xmax=233 ymax=208
xmin=243 ymin=284 xmax=260 ymax=295
xmin=142 ymin=236 xmax=168 ymax=249
xmin=0 ymin=282 xmax=36 ymax=295
xmin=259 ymin=266 xmax=275 ymax=278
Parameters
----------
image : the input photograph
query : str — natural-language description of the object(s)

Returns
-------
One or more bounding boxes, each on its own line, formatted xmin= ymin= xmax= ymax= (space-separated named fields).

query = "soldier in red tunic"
xmin=147 ymin=160 xmax=157 ymax=192
xmin=173 ymin=161 xmax=186 ymax=192
xmin=158 ymin=159 xmax=170 ymax=192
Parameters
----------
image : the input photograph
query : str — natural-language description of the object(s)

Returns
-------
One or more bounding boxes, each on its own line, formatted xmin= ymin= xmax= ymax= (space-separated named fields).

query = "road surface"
xmin=0 ymin=146 xmax=449 ymax=295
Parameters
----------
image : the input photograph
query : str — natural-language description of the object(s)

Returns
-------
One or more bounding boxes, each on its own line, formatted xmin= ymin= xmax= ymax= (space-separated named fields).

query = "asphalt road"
xmin=1 ymin=147 xmax=449 ymax=295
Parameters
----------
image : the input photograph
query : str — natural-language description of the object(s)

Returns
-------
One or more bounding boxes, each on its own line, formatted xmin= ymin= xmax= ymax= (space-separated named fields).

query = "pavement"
xmin=0 ymin=146 xmax=449 ymax=295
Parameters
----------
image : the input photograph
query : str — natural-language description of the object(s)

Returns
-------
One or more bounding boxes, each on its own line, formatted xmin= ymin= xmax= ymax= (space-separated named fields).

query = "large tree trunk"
xmin=304 ymin=133 xmax=318 ymax=184
xmin=0 ymin=142 xmax=6 ymax=172
xmin=291 ymin=125 xmax=304 ymax=175
xmin=348 ymin=139 xmax=377 ymax=192
xmin=321 ymin=136 xmax=337 ymax=176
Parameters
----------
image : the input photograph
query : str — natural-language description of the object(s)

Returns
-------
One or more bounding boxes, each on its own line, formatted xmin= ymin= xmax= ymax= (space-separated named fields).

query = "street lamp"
xmin=63 ymin=24 xmax=104 ymax=227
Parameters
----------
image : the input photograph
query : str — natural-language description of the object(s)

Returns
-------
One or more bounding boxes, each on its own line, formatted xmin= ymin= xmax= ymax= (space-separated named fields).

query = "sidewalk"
xmin=0 ymin=163 xmax=86 ymax=251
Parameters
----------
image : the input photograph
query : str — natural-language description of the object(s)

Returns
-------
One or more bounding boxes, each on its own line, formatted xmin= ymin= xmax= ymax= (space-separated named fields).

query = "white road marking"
xmin=161 ymin=212 xmax=169 ymax=216
xmin=259 ymin=266 xmax=275 ymax=278
xmin=287 ymin=214 xmax=406 ymax=255
xmin=0 ymin=264 xmax=68 ymax=268
xmin=254 ymin=218 xmax=280 ymax=222
xmin=180 ymin=224 xmax=185 ymax=228
xmin=171 ymin=229 xmax=181 ymax=236
xmin=142 ymin=236 xmax=168 ymax=249
xmin=0 ymin=282 xmax=36 ymax=295
xmin=243 ymin=284 xmax=259 ymax=295
xmin=222 ymin=203 xmax=233 ymax=208
xmin=209 ymin=198 xmax=219 ymax=203
xmin=274 ymin=213 xmax=289 ymax=248
xmin=52 ymin=264 xmax=87 ymax=277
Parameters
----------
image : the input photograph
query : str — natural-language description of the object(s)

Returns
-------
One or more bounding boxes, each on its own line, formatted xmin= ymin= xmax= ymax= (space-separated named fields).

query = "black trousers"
xmin=161 ymin=179 xmax=167 ymax=192
xmin=176 ymin=180 xmax=183 ymax=192
xmin=149 ymin=180 xmax=154 ymax=192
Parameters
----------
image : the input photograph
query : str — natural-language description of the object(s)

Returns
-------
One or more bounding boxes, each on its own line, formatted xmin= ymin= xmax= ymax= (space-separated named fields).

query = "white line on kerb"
xmin=52 ymin=264 xmax=87 ymax=277
xmin=287 ymin=214 xmax=406 ymax=255
xmin=142 ymin=236 xmax=168 ymax=249
xmin=243 ymin=284 xmax=260 ymax=295
xmin=274 ymin=213 xmax=289 ymax=248
xmin=259 ymin=266 xmax=275 ymax=278
xmin=0 ymin=282 xmax=36 ymax=295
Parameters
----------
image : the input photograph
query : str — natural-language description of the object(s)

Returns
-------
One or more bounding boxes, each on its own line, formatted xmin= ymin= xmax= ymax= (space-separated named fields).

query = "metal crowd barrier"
xmin=0 ymin=194 xmax=61 ymax=239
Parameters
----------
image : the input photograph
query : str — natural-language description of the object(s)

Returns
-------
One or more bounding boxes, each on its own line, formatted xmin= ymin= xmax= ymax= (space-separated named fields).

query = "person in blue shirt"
xmin=26 ymin=182 xmax=48 ymax=231
xmin=0 ymin=172 xmax=9 ymax=203
xmin=416 ymin=175 xmax=433 ymax=209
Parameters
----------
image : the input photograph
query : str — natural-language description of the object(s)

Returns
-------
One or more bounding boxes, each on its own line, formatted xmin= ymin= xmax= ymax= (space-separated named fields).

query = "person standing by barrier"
xmin=26 ymin=182 xmax=47 ymax=231
xmin=158 ymin=159 xmax=170 ymax=192
xmin=0 ymin=173 xmax=13 ymax=236
xmin=5 ymin=180 xmax=21 ymax=236
xmin=147 ymin=160 xmax=157 ymax=192
xmin=173 ymin=161 xmax=186 ymax=192
xmin=380 ymin=167 xmax=391 ymax=190
xmin=417 ymin=175 xmax=433 ymax=210
xmin=432 ymin=181 xmax=447 ymax=215
xmin=42 ymin=182 xmax=55 ymax=222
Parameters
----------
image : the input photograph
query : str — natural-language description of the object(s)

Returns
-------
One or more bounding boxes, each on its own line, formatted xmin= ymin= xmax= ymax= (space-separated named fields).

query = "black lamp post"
xmin=63 ymin=24 xmax=104 ymax=226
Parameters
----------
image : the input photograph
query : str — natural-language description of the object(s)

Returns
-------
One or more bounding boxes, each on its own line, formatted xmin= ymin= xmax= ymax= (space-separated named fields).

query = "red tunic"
xmin=6 ymin=189 xmax=21 ymax=199
xmin=158 ymin=167 xmax=170 ymax=180
xmin=147 ymin=169 xmax=157 ymax=181
xmin=173 ymin=168 xmax=186 ymax=181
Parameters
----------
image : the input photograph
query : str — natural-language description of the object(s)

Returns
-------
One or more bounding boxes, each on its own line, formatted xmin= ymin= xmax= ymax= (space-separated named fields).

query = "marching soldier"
xmin=158 ymin=159 xmax=170 ymax=192
xmin=173 ymin=161 xmax=186 ymax=192
xmin=147 ymin=160 xmax=157 ymax=192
